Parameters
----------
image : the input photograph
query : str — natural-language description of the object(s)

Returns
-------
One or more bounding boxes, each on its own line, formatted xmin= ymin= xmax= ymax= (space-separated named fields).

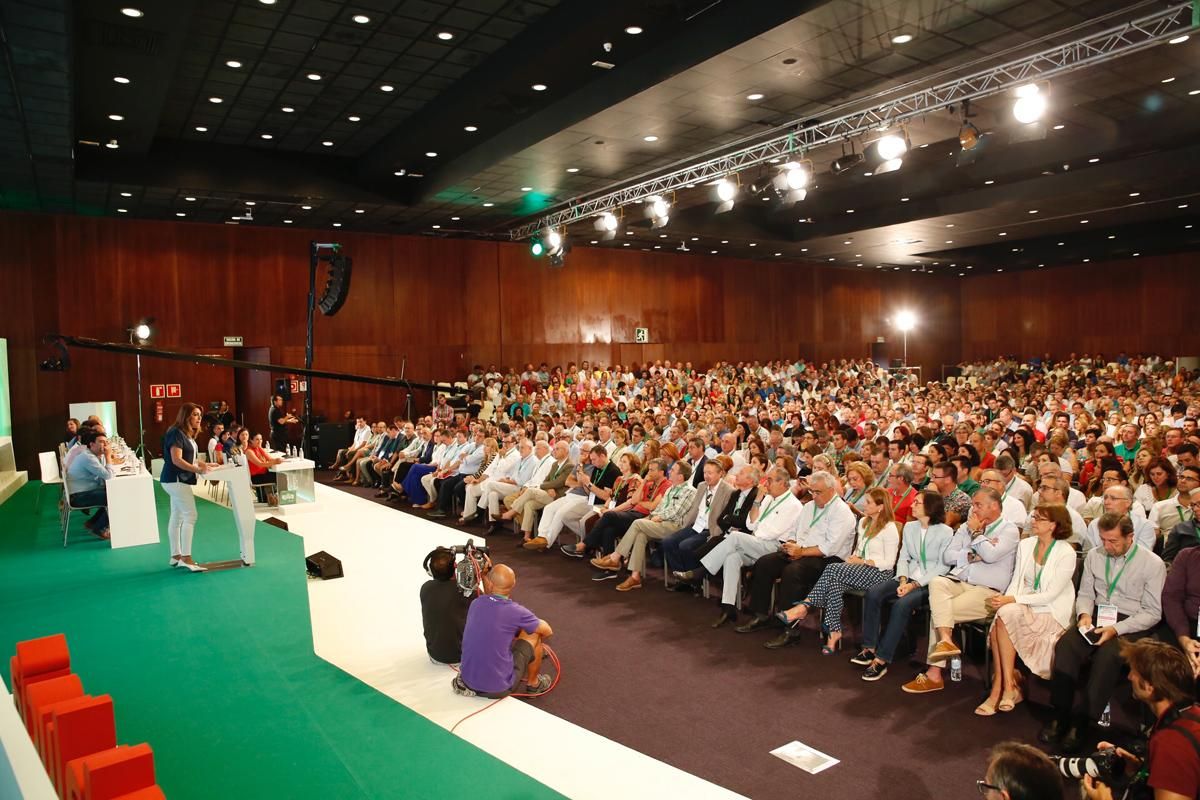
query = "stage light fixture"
xmin=594 ymin=211 xmax=619 ymax=240
xmin=714 ymin=178 xmax=738 ymax=214
xmin=959 ymin=121 xmax=983 ymax=150
xmin=831 ymin=152 xmax=864 ymax=175
xmin=875 ymin=133 xmax=907 ymax=161
xmin=530 ymin=239 xmax=545 ymax=257
xmin=1012 ymin=85 xmax=1047 ymax=124
xmin=645 ymin=195 xmax=670 ymax=228
xmin=771 ymin=161 xmax=810 ymax=204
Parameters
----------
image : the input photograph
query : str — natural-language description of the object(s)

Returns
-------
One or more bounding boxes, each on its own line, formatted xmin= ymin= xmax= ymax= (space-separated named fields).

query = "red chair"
xmin=10 ymin=633 xmax=71 ymax=720
xmin=64 ymin=743 xmax=157 ymax=800
xmin=112 ymin=788 xmax=165 ymax=800
xmin=43 ymin=694 xmax=116 ymax=793
xmin=23 ymin=672 xmax=84 ymax=754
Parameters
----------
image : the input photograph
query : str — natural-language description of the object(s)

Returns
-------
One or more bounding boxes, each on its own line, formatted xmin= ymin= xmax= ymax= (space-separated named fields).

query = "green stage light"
xmin=530 ymin=238 xmax=545 ymax=257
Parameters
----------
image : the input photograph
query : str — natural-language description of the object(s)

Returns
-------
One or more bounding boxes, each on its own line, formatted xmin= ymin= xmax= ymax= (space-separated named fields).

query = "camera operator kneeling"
xmin=1079 ymin=639 xmax=1200 ymax=800
xmin=420 ymin=547 xmax=475 ymax=665
xmin=453 ymin=564 xmax=554 ymax=698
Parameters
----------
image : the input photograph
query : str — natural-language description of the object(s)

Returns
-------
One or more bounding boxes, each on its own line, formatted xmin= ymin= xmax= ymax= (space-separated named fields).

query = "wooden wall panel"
xmin=2 ymin=211 xmax=975 ymax=470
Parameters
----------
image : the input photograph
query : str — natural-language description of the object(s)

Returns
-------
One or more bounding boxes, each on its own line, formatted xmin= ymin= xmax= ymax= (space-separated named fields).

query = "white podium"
xmin=202 ymin=464 xmax=257 ymax=567
xmin=106 ymin=470 xmax=159 ymax=549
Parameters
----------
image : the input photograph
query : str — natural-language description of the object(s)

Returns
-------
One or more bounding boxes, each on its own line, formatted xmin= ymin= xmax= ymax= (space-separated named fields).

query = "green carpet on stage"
xmin=0 ymin=482 xmax=561 ymax=800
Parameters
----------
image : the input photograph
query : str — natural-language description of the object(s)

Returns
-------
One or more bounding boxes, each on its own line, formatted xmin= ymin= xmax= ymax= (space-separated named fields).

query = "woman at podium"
xmin=161 ymin=403 xmax=214 ymax=573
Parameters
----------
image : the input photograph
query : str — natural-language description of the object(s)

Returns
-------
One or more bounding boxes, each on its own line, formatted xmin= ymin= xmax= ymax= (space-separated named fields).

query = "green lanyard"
xmin=858 ymin=520 xmax=874 ymax=558
xmin=758 ymin=493 xmax=790 ymax=524
xmin=809 ymin=499 xmax=833 ymax=529
xmin=918 ymin=526 xmax=930 ymax=573
xmin=894 ymin=486 xmax=914 ymax=507
xmin=1104 ymin=544 xmax=1139 ymax=601
xmin=1032 ymin=540 xmax=1057 ymax=591
xmin=873 ymin=465 xmax=891 ymax=488
xmin=1002 ymin=476 xmax=1017 ymax=501
xmin=847 ymin=487 xmax=866 ymax=505
xmin=1180 ymin=503 xmax=1192 ymax=522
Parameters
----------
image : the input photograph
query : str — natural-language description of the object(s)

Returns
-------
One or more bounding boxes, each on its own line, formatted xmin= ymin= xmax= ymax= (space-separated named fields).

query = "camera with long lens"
xmin=451 ymin=540 xmax=491 ymax=597
xmin=1053 ymin=749 xmax=1128 ymax=793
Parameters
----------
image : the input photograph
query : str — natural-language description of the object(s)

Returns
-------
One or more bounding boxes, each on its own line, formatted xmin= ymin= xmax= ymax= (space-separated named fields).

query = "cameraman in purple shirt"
xmin=454 ymin=564 xmax=554 ymax=697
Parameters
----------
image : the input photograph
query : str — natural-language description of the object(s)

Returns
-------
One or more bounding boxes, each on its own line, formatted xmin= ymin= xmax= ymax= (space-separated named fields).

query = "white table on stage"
xmin=105 ymin=460 xmax=159 ymax=550
xmin=203 ymin=463 xmax=257 ymax=565
xmin=270 ymin=457 xmax=317 ymax=508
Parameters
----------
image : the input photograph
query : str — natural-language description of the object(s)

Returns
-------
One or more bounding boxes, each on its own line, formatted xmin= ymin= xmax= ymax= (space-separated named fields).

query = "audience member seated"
xmin=1134 ymin=456 xmax=1178 ymax=515
xmin=355 ymin=423 xmax=403 ymax=488
xmin=660 ymin=456 xmax=735 ymax=583
xmin=976 ymin=503 xmax=1077 ymax=717
xmin=391 ymin=429 xmax=445 ymax=502
xmin=903 ymin=487 xmax=1019 ymax=695
xmin=333 ymin=421 xmax=383 ymax=482
xmin=481 ymin=440 xmax=544 ymax=530
xmin=245 ymin=433 xmax=283 ymax=504
xmin=1025 ymin=474 xmax=1087 ymax=545
xmin=1149 ymin=464 xmax=1199 ymax=543
xmin=841 ymin=461 xmax=873 ymax=516
xmin=1163 ymin=487 xmax=1200 ymax=563
xmin=591 ymin=460 xmax=696 ymax=591
xmin=454 ymin=564 xmax=553 ymax=697
xmin=501 ymin=440 xmax=573 ymax=547
xmin=525 ymin=444 xmax=617 ymax=550
xmin=1041 ymin=513 xmax=1166 ymax=752
xmin=1162 ymin=544 xmax=1200 ymax=676
xmin=678 ymin=466 xmax=803 ymax=628
xmin=931 ymin=461 xmax=971 ymax=527
xmin=430 ymin=433 xmax=494 ymax=518
xmin=857 ymin=490 xmax=955 ymax=681
xmin=980 ymin=469 xmax=1028 ymax=526
xmin=420 ymin=429 xmax=479 ymax=509
xmin=776 ymin=487 xmax=899 ymax=653
xmin=458 ymin=433 xmax=519 ymax=523
xmin=576 ymin=456 xmax=668 ymax=558
xmin=1083 ymin=485 xmax=1155 ymax=551
xmin=66 ymin=429 xmax=113 ymax=539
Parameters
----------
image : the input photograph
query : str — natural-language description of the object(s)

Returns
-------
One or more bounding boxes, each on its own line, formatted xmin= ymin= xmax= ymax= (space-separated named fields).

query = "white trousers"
xmin=162 ymin=481 xmax=198 ymax=557
xmin=421 ymin=472 xmax=438 ymax=502
xmin=462 ymin=481 xmax=486 ymax=518
xmin=479 ymin=480 xmax=519 ymax=517
xmin=700 ymin=531 xmax=780 ymax=607
xmin=536 ymin=493 xmax=592 ymax=545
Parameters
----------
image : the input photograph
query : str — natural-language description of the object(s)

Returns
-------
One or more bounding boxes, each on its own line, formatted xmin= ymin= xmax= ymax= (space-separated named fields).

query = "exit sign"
xmin=223 ymin=336 xmax=244 ymax=347
xmin=634 ymin=327 xmax=648 ymax=343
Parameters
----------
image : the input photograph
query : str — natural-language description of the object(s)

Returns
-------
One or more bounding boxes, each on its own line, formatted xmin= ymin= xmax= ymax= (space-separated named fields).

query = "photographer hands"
xmin=1082 ymin=744 xmax=1141 ymax=800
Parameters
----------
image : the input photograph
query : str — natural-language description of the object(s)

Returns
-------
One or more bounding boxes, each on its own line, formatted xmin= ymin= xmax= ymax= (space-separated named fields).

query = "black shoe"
xmin=861 ymin=662 xmax=888 ymax=682
xmin=1037 ymin=719 xmax=1064 ymax=745
xmin=711 ymin=609 xmax=735 ymax=629
xmin=591 ymin=570 xmax=619 ymax=582
xmin=764 ymin=630 xmax=803 ymax=649
xmin=1060 ymin=724 xmax=1086 ymax=753
xmin=849 ymin=649 xmax=876 ymax=667
xmin=560 ymin=545 xmax=585 ymax=558
xmin=734 ymin=615 xmax=773 ymax=634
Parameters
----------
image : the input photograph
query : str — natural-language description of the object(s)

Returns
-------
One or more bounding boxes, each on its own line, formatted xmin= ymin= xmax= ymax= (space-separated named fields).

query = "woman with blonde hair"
xmin=842 ymin=461 xmax=874 ymax=516
xmin=778 ymin=487 xmax=900 ymax=654
xmin=160 ymin=402 xmax=214 ymax=572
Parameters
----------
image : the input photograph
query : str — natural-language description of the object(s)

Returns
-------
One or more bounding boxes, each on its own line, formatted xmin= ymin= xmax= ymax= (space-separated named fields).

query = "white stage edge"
xmin=254 ymin=483 xmax=747 ymax=800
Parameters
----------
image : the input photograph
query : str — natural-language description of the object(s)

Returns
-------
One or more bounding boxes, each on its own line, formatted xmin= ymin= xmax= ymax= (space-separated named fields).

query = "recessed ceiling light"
xmin=900 ymin=197 xmax=909 ymax=202
xmin=392 ymin=170 xmax=405 ymax=176
xmin=1028 ymin=209 xmax=1038 ymax=214
xmin=1133 ymin=252 xmax=1141 ymax=256
xmin=1057 ymin=242 xmax=1065 ymax=246
xmin=1080 ymin=219 xmax=1089 ymax=223
xmin=283 ymin=219 xmax=293 ymax=224
xmin=945 ymin=240 xmax=953 ymax=244
xmin=260 ymin=133 xmax=273 ymax=139
xmin=891 ymin=33 xmax=914 ymax=44
xmin=380 ymin=84 xmax=394 ymax=92
xmin=432 ymin=225 xmax=441 ymax=230
xmin=332 ymin=222 xmax=342 ymax=227
xmin=625 ymin=26 xmax=643 ymax=35
xmin=120 ymin=8 xmax=143 ymax=18
xmin=113 ymin=76 xmax=130 ymax=84
xmin=352 ymin=14 xmax=370 ymax=24
xmin=659 ymin=233 xmax=667 ymax=238
xmin=746 ymin=93 xmax=764 ymax=101
xmin=354 ymin=209 xmax=365 ymax=214
xmin=1190 ymin=90 xmax=1200 ymax=96
xmin=566 ymin=167 xmax=579 ymax=173
xmin=800 ymin=248 xmax=807 ymax=252
xmin=1180 ymin=203 xmax=1190 ymax=209
xmin=1083 ymin=258 xmax=1090 ymax=262
xmin=117 ymin=208 xmax=127 ymax=213
xmin=108 ymin=114 xmax=124 ymax=121
xmin=281 ymin=106 xmax=295 ymax=113
xmin=1170 ymin=35 xmax=1190 ymax=44
xmin=226 ymin=60 xmax=242 ymax=68
xmin=984 ymin=180 xmax=995 ymax=185
xmin=348 ymin=115 xmax=361 ymax=122
xmin=1162 ymin=77 xmax=1176 ymax=83
xmin=437 ymin=31 xmax=454 ymax=41
xmin=424 ymin=151 xmax=437 ymax=157
xmin=1052 ymin=124 xmax=1065 ymax=130
xmin=105 ymin=139 xmax=119 ymax=149
xmin=482 ymin=202 xmax=494 ymax=207
xmin=209 ymin=96 xmax=223 ymax=103
xmin=301 ymin=205 xmax=312 ymax=210
xmin=998 ymin=232 xmax=1007 ymax=236
xmin=259 ymin=0 xmax=275 ymax=4
xmin=749 ymin=243 xmax=757 ymax=247
xmin=520 ymin=186 xmax=533 ymax=191
xmin=175 ymin=212 xmax=186 ymax=217
xmin=322 ymin=141 xmax=333 ymax=146
xmin=643 ymin=135 xmax=658 ymax=142
xmin=623 ymin=243 xmax=631 ymax=247
xmin=1129 ymin=192 xmax=1140 ymax=197
xmin=184 ymin=196 xmax=195 ymax=201
xmin=721 ymin=240 xmax=729 ymax=244
xmin=245 ymin=201 xmax=255 ymax=206
xmin=828 ymin=258 xmax=835 ymax=262
xmin=946 ymin=223 xmax=955 ymax=228
xmin=1108 ymin=234 xmax=1116 ymax=239
xmin=451 ymin=216 xmax=460 ymax=221
xmin=690 ymin=237 xmax=698 ymax=241
xmin=120 ymin=191 xmax=132 ymax=197
xmin=306 ymin=73 xmax=321 ymax=81
xmin=1088 ymin=157 xmax=1100 ymax=163
xmin=843 ymin=239 xmax=852 ymax=244
xmin=531 ymin=83 xmax=547 ymax=91
xmin=464 ymin=125 xmax=477 ymax=132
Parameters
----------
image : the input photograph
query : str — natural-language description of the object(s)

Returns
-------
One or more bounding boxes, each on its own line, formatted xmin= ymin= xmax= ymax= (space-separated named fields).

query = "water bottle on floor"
xmin=949 ymin=656 xmax=962 ymax=682
xmin=1098 ymin=702 xmax=1112 ymax=728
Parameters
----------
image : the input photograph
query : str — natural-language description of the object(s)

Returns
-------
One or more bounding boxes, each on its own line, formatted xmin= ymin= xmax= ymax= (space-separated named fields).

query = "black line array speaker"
xmin=306 ymin=550 xmax=343 ymax=580
xmin=318 ymin=254 xmax=353 ymax=316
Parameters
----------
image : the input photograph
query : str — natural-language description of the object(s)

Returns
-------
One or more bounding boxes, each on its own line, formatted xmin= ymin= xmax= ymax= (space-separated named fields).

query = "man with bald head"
xmin=455 ymin=563 xmax=554 ymax=697
xmin=1082 ymin=484 xmax=1155 ymax=551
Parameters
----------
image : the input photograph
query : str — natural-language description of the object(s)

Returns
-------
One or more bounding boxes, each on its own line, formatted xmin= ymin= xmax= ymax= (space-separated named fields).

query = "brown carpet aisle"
xmin=323 ymin=476 xmax=1062 ymax=800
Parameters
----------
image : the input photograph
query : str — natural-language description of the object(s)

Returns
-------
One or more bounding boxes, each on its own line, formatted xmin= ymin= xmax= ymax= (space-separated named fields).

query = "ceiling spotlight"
xmin=531 ymin=83 xmax=547 ymax=91
xmin=959 ymin=121 xmax=983 ymax=151
xmin=306 ymin=73 xmax=322 ymax=81
xmin=120 ymin=192 xmax=132 ymax=197
xmin=260 ymin=133 xmax=273 ymax=139
xmin=1012 ymin=85 xmax=1047 ymax=124
xmin=715 ymin=177 xmax=737 ymax=212
xmin=175 ymin=212 xmax=185 ymax=217
xmin=209 ymin=96 xmax=223 ymax=103
xmin=831 ymin=152 xmax=865 ymax=175
xmin=891 ymin=33 xmax=913 ymax=44
xmin=225 ymin=60 xmax=242 ymax=68
xmin=105 ymin=139 xmax=119 ymax=149
xmin=594 ymin=211 xmax=619 ymax=240
xmin=643 ymin=135 xmax=658 ymax=142
xmin=746 ymin=93 xmax=764 ymax=101
xmin=437 ymin=31 xmax=454 ymax=40
xmin=380 ymin=84 xmax=394 ymax=92
xmin=464 ymin=125 xmax=478 ymax=132
xmin=113 ymin=76 xmax=130 ymax=84
xmin=566 ymin=167 xmax=580 ymax=173
xmin=646 ymin=195 xmax=670 ymax=228
xmin=281 ymin=106 xmax=295 ymax=112
xmin=783 ymin=163 xmax=808 ymax=190
xmin=425 ymin=151 xmax=437 ymax=157
xmin=322 ymin=140 xmax=333 ymax=146
xmin=348 ymin=115 xmax=361 ymax=122
xmin=1169 ymin=34 xmax=1190 ymax=44
xmin=121 ymin=7 xmax=143 ymax=18
xmin=624 ymin=26 xmax=643 ymax=35
xmin=874 ymin=134 xmax=907 ymax=162
xmin=352 ymin=14 xmax=370 ymax=24
xmin=108 ymin=114 xmax=124 ymax=121
xmin=482 ymin=202 xmax=494 ymax=207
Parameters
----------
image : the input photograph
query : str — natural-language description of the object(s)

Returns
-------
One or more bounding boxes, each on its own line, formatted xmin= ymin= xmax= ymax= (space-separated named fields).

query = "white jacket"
xmin=1003 ymin=536 xmax=1077 ymax=630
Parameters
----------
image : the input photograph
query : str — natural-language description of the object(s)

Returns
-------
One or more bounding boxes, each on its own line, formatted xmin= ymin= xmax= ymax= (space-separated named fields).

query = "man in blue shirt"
xmin=66 ymin=429 xmax=114 ymax=539
xmin=454 ymin=564 xmax=553 ymax=697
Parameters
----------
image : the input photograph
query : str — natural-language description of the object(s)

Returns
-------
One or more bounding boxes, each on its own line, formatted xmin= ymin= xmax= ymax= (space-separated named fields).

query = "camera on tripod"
xmin=451 ymin=540 xmax=491 ymax=597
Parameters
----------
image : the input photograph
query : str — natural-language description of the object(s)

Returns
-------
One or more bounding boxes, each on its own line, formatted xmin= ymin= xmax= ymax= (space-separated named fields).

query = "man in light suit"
xmin=661 ymin=457 xmax=734 ymax=584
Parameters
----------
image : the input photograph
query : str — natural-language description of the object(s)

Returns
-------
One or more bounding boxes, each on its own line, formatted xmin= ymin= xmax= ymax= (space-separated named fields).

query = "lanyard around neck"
xmin=1104 ymin=544 xmax=1138 ymax=601
xmin=1033 ymin=539 xmax=1057 ymax=591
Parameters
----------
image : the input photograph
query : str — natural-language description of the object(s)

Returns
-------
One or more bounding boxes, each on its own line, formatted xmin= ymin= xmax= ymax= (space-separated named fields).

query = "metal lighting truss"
xmin=508 ymin=1 xmax=1194 ymax=241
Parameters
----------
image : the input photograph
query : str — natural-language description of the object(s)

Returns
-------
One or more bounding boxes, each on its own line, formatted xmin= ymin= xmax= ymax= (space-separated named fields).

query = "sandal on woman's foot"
xmin=998 ymin=689 xmax=1023 ymax=712
xmin=975 ymin=698 xmax=1000 ymax=716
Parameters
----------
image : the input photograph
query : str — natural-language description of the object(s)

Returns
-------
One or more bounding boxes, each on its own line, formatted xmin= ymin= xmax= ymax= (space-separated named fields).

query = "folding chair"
xmin=38 ymin=451 xmax=65 ymax=517
xmin=61 ymin=473 xmax=107 ymax=548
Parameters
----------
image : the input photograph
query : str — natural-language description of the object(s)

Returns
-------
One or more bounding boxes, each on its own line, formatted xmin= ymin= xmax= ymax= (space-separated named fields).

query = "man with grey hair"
xmin=994 ymin=453 xmax=1033 ymax=511
xmin=887 ymin=462 xmax=918 ymax=525
xmin=1082 ymin=484 xmax=1155 ymax=551
xmin=980 ymin=468 xmax=1038 ymax=527
xmin=743 ymin=471 xmax=857 ymax=644
xmin=1023 ymin=473 xmax=1087 ymax=543
xmin=677 ymin=466 xmax=803 ymax=628
xmin=1163 ymin=485 xmax=1200 ymax=562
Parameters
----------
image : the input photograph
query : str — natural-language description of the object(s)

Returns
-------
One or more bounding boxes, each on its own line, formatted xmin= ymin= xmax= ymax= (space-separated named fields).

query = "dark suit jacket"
xmin=689 ymin=455 xmax=708 ymax=487
xmin=1164 ymin=519 xmax=1200 ymax=564
xmin=716 ymin=486 xmax=758 ymax=534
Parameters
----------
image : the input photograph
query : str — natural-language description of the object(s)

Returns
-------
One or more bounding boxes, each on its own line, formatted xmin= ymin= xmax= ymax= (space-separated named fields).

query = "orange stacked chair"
xmin=24 ymin=673 xmax=85 ymax=755
xmin=10 ymin=633 xmax=71 ymax=725
xmin=63 ymin=742 xmax=163 ymax=800
xmin=43 ymin=694 xmax=117 ymax=793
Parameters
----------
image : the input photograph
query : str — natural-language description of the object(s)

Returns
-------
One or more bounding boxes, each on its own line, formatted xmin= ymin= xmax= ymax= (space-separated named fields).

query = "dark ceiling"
xmin=0 ymin=0 xmax=1197 ymax=276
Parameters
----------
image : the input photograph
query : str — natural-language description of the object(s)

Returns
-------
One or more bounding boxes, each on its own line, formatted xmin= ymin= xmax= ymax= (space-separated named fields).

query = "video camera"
xmin=1053 ymin=748 xmax=1138 ymax=798
xmin=451 ymin=540 xmax=490 ymax=597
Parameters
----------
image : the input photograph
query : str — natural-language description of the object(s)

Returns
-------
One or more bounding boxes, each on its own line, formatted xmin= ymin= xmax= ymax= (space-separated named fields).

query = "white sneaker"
xmin=178 ymin=560 xmax=207 ymax=573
